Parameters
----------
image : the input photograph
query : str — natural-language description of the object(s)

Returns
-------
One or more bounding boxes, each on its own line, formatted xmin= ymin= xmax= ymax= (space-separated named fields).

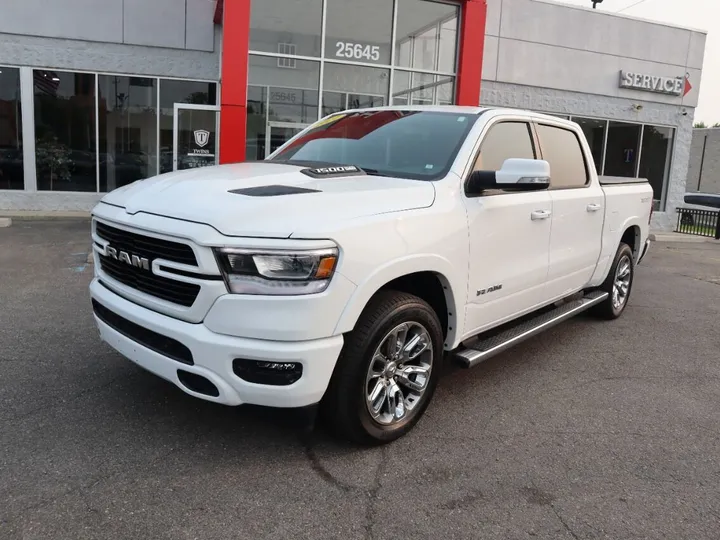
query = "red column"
xmin=219 ymin=0 xmax=251 ymax=164
xmin=456 ymin=0 xmax=487 ymax=106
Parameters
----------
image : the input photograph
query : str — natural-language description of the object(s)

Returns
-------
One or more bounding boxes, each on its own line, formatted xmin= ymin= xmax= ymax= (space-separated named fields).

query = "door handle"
xmin=587 ymin=203 xmax=602 ymax=212
xmin=531 ymin=210 xmax=552 ymax=220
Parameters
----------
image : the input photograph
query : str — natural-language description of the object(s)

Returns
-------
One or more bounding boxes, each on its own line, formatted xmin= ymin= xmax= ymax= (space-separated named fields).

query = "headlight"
xmin=213 ymin=247 xmax=339 ymax=295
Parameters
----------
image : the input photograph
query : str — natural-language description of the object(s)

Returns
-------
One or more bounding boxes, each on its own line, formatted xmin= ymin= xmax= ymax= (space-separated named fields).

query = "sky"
xmin=556 ymin=0 xmax=717 ymax=124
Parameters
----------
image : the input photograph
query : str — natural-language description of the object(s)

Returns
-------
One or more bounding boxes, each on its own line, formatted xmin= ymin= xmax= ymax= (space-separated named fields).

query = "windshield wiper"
xmin=356 ymin=167 xmax=394 ymax=178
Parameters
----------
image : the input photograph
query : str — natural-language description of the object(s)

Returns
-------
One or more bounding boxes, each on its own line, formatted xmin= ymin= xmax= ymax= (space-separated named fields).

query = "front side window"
xmin=536 ymin=124 xmax=589 ymax=189
xmin=270 ymin=110 xmax=478 ymax=180
xmin=473 ymin=121 xmax=536 ymax=172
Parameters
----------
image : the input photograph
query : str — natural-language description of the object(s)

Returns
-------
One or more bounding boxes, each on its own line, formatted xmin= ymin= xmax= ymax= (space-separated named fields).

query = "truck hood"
xmin=99 ymin=163 xmax=436 ymax=238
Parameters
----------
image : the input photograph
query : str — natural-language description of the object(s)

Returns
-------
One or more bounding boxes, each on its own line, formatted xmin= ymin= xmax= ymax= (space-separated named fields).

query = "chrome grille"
xmin=95 ymin=221 xmax=200 ymax=307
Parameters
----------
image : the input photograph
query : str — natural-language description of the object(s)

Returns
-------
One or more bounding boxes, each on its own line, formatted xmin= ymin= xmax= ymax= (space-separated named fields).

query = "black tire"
xmin=320 ymin=290 xmax=444 ymax=445
xmin=590 ymin=242 xmax=635 ymax=320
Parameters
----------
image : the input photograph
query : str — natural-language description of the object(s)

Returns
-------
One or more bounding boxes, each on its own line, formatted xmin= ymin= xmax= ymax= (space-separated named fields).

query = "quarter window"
xmin=536 ymin=124 xmax=588 ymax=189
xmin=473 ymin=121 xmax=536 ymax=172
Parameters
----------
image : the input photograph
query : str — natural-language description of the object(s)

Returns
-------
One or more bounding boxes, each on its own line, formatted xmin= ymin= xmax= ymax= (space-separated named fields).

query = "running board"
xmin=455 ymin=290 xmax=609 ymax=368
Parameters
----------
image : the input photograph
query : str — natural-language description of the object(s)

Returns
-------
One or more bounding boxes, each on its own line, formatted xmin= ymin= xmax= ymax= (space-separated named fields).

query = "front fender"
xmin=333 ymin=254 xmax=466 ymax=350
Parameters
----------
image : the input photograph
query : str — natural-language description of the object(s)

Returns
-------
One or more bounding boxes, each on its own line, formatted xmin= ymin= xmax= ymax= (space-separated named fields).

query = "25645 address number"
xmin=335 ymin=41 xmax=381 ymax=62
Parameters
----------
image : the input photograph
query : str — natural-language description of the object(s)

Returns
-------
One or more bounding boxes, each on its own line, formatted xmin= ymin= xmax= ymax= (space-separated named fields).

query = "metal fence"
xmin=675 ymin=207 xmax=720 ymax=239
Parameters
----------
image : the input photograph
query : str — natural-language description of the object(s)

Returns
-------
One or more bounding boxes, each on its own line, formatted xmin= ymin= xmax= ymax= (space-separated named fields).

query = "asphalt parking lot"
xmin=2 ymin=219 xmax=720 ymax=540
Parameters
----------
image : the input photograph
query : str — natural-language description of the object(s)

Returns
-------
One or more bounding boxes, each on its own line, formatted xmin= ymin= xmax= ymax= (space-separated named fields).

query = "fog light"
xmin=233 ymin=359 xmax=303 ymax=386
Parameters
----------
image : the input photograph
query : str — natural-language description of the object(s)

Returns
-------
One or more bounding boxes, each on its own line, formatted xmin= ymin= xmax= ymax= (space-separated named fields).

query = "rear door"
xmin=463 ymin=119 xmax=553 ymax=336
xmin=534 ymin=121 xmax=605 ymax=299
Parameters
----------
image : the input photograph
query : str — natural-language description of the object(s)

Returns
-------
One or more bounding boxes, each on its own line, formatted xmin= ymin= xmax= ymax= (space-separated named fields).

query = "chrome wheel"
xmin=612 ymin=255 xmax=632 ymax=310
xmin=365 ymin=322 xmax=433 ymax=426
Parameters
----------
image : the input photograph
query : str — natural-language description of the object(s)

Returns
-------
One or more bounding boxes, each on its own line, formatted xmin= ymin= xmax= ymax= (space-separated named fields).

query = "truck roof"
xmin=339 ymin=104 xmax=576 ymax=125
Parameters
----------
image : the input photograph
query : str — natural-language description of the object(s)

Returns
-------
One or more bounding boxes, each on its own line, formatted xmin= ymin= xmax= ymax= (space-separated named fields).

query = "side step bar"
xmin=455 ymin=290 xmax=609 ymax=368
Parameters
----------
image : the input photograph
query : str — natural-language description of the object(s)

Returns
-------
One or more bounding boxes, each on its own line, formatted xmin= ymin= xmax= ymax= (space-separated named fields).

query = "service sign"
xmin=618 ymin=70 xmax=685 ymax=96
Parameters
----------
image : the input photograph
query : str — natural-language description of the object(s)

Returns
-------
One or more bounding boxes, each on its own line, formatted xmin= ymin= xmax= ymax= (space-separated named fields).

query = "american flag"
xmin=33 ymin=70 xmax=60 ymax=97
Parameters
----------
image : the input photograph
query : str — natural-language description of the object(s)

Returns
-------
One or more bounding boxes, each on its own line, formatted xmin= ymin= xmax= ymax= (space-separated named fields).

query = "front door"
xmin=265 ymin=121 xmax=309 ymax=158
xmin=463 ymin=120 xmax=553 ymax=337
xmin=173 ymin=104 xmax=220 ymax=171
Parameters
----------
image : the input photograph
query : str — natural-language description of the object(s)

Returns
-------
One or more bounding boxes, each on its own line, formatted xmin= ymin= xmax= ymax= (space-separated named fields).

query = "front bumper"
xmin=90 ymin=279 xmax=344 ymax=408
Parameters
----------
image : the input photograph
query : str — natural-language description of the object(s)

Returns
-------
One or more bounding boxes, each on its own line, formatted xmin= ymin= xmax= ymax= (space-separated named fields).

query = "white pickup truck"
xmin=89 ymin=106 xmax=652 ymax=444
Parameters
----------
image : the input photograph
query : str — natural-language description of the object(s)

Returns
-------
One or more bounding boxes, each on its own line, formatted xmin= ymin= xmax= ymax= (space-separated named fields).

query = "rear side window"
xmin=536 ymin=124 xmax=589 ymax=189
xmin=472 ymin=121 xmax=536 ymax=172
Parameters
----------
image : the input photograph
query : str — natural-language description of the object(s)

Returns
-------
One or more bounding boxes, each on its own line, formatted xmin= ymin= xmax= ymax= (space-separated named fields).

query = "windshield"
xmin=269 ymin=110 xmax=479 ymax=180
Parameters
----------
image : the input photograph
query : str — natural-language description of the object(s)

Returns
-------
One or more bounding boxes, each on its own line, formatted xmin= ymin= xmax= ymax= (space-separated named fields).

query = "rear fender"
xmin=588 ymin=216 xmax=646 ymax=287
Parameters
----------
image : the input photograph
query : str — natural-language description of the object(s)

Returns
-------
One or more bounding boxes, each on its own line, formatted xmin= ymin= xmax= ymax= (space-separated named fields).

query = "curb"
xmin=650 ymin=233 xmax=718 ymax=243
xmin=0 ymin=211 xmax=91 ymax=220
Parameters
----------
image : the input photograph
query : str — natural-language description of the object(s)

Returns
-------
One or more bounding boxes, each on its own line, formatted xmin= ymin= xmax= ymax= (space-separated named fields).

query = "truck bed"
xmin=599 ymin=176 xmax=649 ymax=186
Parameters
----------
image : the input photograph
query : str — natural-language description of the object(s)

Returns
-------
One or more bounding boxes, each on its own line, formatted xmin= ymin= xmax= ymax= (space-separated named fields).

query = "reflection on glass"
xmin=395 ymin=0 xmax=459 ymax=72
xmin=573 ymin=117 xmax=606 ymax=173
xmin=393 ymin=71 xmax=454 ymax=105
xmin=325 ymin=0 xmax=392 ymax=64
xmin=34 ymin=70 xmax=96 ymax=192
xmin=159 ymin=79 xmax=217 ymax=173
xmin=321 ymin=91 xmax=346 ymax=117
xmin=476 ymin=122 xmax=536 ymax=172
xmin=176 ymin=109 xmax=217 ymax=170
xmin=271 ymin=110 xmax=478 ymax=181
xmin=246 ymin=55 xmax=320 ymax=159
xmin=322 ymin=63 xmax=388 ymax=115
xmin=250 ymin=0 xmax=322 ymax=57
xmin=535 ymin=124 xmax=588 ymax=188
xmin=0 ymin=67 xmax=23 ymax=190
xmin=604 ymin=121 xmax=641 ymax=178
xmin=97 ymin=76 xmax=157 ymax=192
xmin=246 ymin=85 xmax=267 ymax=161
xmin=639 ymin=125 xmax=674 ymax=211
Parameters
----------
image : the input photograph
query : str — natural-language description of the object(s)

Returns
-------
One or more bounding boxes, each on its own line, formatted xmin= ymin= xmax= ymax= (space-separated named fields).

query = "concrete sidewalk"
xmin=650 ymin=231 xmax=720 ymax=243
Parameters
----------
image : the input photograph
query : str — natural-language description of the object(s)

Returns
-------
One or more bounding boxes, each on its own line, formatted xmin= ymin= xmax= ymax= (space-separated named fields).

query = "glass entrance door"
xmin=173 ymin=104 xmax=220 ymax=171
xmin=265 ymin=121 xmax=309 ymax=158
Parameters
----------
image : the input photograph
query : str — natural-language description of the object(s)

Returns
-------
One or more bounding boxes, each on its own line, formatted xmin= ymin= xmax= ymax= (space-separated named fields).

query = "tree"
xmin=35 ymin=134 xmax=72 ymax=190
xmin=713 ymin=123 xmax=720 ymax=128
xmin=694 ymin=121 xmax=707 ymax=128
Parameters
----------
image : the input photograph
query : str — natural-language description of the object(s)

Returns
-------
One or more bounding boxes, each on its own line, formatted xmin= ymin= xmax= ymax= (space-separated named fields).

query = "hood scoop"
xmin=228 ymin=185 xmax=322 ymax=197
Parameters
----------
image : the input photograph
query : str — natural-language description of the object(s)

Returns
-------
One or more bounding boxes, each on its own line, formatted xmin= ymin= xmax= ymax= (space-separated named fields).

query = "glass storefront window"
xmin=0 ymin=67 xmax=23 ymax=190
xmin=98 ymin=75 xmax=157 ymax=192
xmin=322 ymin=63 xmax=388 ymax=116
xmin=246 ymin=85 xmax=267 ymax=160
xmin=392 ymin=71 xmax=454 ymax=105
xmin=159 ymin=79 xmax=217 ymax=173
xmin=250 ymin=0 xmax=322 ymax=58
xmin=395 ymin=0 xmax=459 ymax=72
xmin=34 ymin=70 xmax=97 ymax=192
xmin=573 ymin=117 xmax=607 ymax=173
xmin=639 ymin=125 xmax=674 ymax=211
xmin=246 ymin=0 xmax=461 ymax=159
xmin=325 ymin=0 xmax=393 ymax=64
xmin=247 ymin=55 xmax=320 ymax=160
xmin=603 ymin=121 xmax=641 ymax=178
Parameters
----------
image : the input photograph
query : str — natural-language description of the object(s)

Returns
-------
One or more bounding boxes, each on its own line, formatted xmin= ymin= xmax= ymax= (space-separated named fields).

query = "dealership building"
xmin=0 ymin=0 xmax=707 ymax=229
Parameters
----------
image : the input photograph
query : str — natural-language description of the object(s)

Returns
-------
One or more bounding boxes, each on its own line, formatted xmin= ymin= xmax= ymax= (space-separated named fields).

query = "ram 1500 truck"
xmin=89 ymin=106 xmax=653 ymax=444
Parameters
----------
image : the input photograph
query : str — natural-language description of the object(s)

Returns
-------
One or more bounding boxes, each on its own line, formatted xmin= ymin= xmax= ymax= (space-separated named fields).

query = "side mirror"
xmin=466 ymin=158 xmax=551 ymax=196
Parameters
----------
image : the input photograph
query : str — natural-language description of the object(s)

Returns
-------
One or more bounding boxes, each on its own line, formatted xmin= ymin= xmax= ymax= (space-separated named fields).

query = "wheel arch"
xmin=334 ymin=256 xmax=465 ymax=350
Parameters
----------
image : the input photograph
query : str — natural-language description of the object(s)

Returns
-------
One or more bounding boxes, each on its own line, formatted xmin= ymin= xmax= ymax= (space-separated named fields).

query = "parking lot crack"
xmin=303 ymin=441 xmax=356 ymax=493
xmin=550 ymin=504 xmax=581 ymax=540
xmin=364 ymin=446 xmax=387 ymax=540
